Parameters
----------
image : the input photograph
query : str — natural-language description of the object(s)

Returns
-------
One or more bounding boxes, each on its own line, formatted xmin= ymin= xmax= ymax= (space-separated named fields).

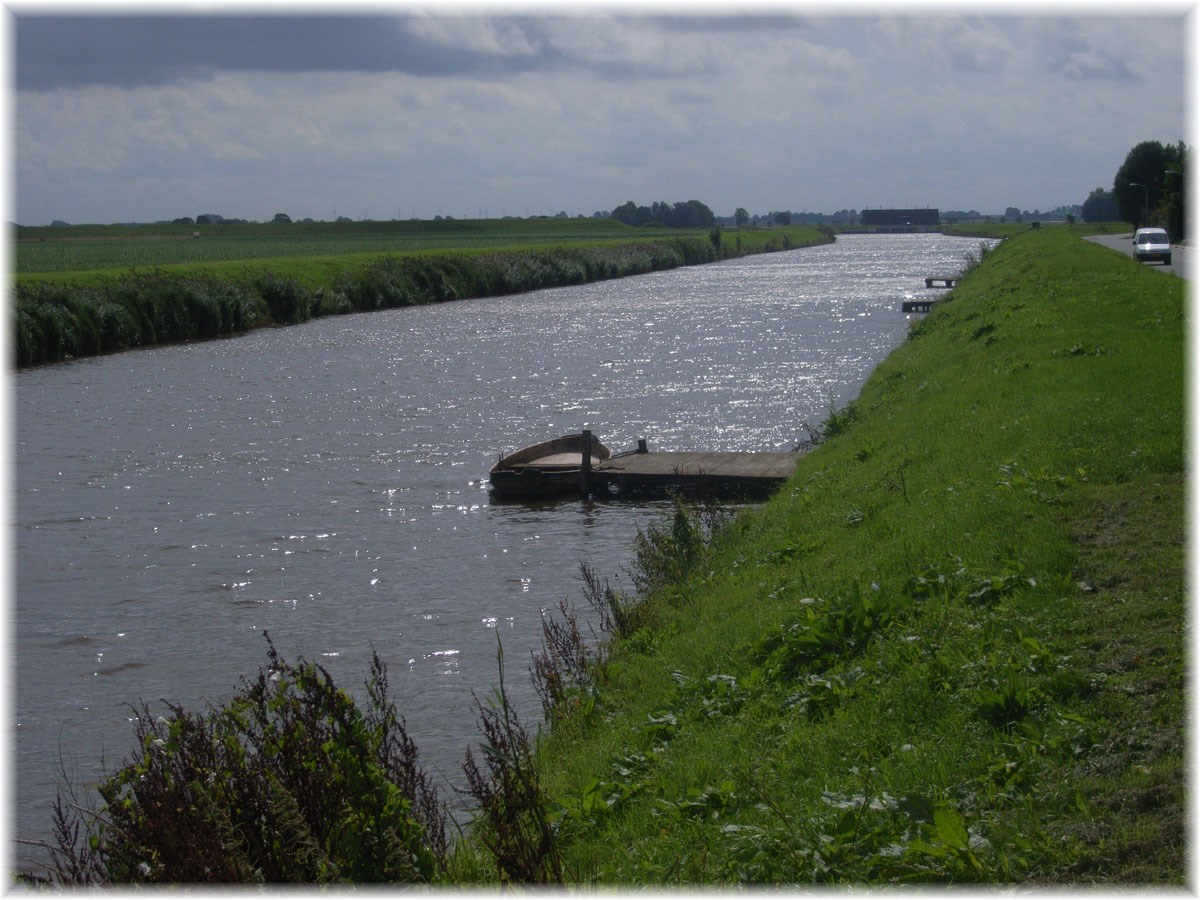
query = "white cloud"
xmin=402 ymin=14 xmax=543 ymax=60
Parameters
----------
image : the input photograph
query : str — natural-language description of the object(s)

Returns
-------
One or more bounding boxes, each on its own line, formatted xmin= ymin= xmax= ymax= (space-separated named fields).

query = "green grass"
xmin=508 ymin=227 xmax=1184 ymax=885
xmin=14 ymin=218 xmax=810 ymax=280
xmin=13 ymin=218 xmax=649 ymax=275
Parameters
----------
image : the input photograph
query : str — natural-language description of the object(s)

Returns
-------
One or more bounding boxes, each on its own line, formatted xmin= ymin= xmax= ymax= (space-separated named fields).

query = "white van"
xmin=1133 ymin=228 xmax=1172 ymax=265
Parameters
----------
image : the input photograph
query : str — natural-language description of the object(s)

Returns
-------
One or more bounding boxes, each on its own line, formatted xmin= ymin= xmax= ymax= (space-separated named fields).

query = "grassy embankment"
xmin=460 ymin=225 xmax=1185 ymax=884
xmin=13 ymin=218 xmax=829 ymax=367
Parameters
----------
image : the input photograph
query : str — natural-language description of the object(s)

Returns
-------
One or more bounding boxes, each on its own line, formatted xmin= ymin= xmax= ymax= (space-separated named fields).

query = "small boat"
xmin=489 ymin=433 xmax=612 ymax=498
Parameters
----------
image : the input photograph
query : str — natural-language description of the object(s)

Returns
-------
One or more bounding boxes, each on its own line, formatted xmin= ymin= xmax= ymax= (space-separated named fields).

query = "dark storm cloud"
xmin=14 ymin=15 xmax=560 ymax=91
xmin=14 ymin=13 xmax=824 ymax=92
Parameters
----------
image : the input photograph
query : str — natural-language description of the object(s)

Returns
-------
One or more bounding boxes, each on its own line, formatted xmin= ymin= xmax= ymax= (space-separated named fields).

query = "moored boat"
xmin=488 ymin=433 xmax=611 ymax=498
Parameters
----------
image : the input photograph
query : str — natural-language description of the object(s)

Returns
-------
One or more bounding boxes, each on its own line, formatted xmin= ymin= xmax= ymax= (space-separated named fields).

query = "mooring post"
xmin=580 ymin=429 xmax=593 ymax=496
xmin=637 ymin=438 xmax=648 ymax=454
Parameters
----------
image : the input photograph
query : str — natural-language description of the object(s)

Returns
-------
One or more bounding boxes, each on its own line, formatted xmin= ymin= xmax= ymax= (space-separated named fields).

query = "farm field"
xmin=13 ymin=218 xmax=681 ymax=277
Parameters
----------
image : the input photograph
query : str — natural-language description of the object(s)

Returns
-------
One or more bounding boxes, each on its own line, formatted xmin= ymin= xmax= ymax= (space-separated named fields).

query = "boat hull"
xmin=488 ymin=433 xmax=611 ymax=499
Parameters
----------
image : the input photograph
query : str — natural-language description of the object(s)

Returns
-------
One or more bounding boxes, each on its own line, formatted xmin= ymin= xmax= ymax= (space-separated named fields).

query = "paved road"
xmin=1084 ymin=232 xmax=1190 ymax=280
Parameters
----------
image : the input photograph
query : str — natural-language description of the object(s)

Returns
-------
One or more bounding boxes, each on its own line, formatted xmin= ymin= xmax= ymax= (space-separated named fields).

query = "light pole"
xmin=1165 ymin=169 xmax=1186 ymax=240
xmin=1129 ymin=182 xmax=1149 ymax=227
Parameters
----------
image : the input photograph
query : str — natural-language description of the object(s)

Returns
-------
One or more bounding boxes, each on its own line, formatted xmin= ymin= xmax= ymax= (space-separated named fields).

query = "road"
xmin=1084 ymin=232 xmax=1190 ymax=280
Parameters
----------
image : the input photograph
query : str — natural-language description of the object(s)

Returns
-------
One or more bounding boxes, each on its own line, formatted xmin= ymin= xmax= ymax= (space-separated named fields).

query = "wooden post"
xmin=637 ymin=438 xmax=648 ymax=454
xmin=580 ymin=429 xmax=592 ymax=496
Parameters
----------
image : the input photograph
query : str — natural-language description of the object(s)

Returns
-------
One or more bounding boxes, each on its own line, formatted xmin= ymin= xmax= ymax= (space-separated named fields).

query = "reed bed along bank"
xmin=13 ymin=221 xmax=828 ymax=367
xmin=500 ymin=225 xmax=1185 ymax=884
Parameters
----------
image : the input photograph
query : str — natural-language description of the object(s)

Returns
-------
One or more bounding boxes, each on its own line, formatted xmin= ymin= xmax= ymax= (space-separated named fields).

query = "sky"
xmin=7 ymin=3 xmax=1192 ymax=226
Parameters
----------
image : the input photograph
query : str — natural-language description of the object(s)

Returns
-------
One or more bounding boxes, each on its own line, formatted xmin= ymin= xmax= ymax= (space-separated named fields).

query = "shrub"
xmin=254 ymin=273 xmax=313 ymax=325
xmin=40 ymin=636 xmax=446 ymax=885
xmin=632 ymin=500 xmax=707 ymax=596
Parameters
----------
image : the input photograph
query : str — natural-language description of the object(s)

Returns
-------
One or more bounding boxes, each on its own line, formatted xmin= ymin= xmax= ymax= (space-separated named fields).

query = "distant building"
xmin=861 ymin=208 xmax=940 ymax=230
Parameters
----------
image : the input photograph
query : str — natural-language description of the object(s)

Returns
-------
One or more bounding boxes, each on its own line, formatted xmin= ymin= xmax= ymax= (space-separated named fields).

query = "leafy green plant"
xmin=36 ymin=635 xmax=445 ymax=885
xmin=631 ymin=499 xmax=711 ymax=596
xmin=821 ymin=399 xmax=860 ymax=439
xmin=254 ymin=273 xmax=313 ymax=324
xmin=756 ymin=585 xmax=908 ymax=679
xmin=532 ymin=596 xmax=599 ymax=723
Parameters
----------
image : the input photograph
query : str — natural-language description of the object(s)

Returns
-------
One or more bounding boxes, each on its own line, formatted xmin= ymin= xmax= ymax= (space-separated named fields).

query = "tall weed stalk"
xmin=532 ymin=596 xmax=598 ymax=722
xmin=463 ymin=642 xmax=564 ymax=884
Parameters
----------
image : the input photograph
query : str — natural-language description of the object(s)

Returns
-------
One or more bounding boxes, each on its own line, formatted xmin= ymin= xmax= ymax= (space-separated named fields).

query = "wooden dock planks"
xmin=591 ymin=450 xmax=798 ymax=495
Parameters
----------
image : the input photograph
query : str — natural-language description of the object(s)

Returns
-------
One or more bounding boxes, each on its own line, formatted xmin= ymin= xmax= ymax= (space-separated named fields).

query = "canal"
xmin=13 ymin=232 xmax=994 ymax=853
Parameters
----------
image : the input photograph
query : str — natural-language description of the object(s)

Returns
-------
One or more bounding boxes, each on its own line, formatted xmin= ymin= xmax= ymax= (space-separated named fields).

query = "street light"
xmin=1129 ymin=182 xmax=1149 ymax=227
xmin=1165 ymin=170 xmax=1186 ymax=240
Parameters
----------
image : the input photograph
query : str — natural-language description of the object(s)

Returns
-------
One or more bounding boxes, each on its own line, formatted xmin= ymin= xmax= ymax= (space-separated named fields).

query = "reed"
xmin=14 ymin=226 xmax=831 ymax=367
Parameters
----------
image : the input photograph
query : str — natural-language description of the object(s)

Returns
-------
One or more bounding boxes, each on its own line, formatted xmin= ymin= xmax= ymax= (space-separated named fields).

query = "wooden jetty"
xmin=489 ymin=431 xmax=800 ymax=500
xmin=589 ymin=444 xmax=799 ymax=497
xmin=903 ymin=275 xmax=958 ymax=312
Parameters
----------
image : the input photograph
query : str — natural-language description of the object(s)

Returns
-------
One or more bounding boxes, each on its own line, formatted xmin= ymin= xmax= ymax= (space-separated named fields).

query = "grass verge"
xmin=512 ymin=225 xmax=1185 ymax=884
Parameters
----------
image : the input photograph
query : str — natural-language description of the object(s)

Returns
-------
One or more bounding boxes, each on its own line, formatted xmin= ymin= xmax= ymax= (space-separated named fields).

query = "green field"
xmin=14 ymin=218 xmax=700 ymax=277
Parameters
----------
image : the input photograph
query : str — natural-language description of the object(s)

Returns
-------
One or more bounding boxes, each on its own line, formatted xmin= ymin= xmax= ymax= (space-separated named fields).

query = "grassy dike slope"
xmin=528 ymin=227 xmax=1186 ymax=884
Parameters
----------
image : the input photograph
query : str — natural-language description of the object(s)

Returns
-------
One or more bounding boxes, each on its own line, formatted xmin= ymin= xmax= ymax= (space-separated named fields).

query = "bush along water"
xmin=14 ymin=273 xmax=261 ymax=366
xmin=32 ymin=635 xmax=447 ymax=885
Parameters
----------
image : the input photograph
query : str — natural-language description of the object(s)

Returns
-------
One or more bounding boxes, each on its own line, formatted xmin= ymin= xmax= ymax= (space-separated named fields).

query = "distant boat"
xmin=489 ymin=433 xmax=612 ymax=499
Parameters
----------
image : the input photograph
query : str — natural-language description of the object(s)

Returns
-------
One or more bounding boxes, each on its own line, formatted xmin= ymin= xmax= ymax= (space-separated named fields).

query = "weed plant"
xmin=463 ymin=643 xmax=564 ymax=884
xmin=31 ymin=636 xmax=447 ymax=885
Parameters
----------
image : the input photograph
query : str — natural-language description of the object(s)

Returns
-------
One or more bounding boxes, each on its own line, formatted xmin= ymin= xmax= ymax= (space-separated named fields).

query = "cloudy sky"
xmin=9 ymin=5 xmax=1190 ymax=226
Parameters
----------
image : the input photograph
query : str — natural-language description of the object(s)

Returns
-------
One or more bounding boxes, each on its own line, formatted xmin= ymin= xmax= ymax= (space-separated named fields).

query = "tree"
xmin=1081 ymin=187 xmax=1120 ymax=223
xmin=735 ymin=208 xmax=749 ymax=227
xmin=1113 ymin=140 xmax=1182 ymax=228
xmin=611 ymin=201 xmax=639 ymax=225
xmin=1162 ymin=141 xmax=1188 ymax=240
xmin=610 ymin=199 xmax=715 ymax=229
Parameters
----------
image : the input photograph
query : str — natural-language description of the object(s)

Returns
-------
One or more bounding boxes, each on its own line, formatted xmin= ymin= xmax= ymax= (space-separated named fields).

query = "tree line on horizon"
xmin=609 ymin=199 xmax=717 ymax=228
